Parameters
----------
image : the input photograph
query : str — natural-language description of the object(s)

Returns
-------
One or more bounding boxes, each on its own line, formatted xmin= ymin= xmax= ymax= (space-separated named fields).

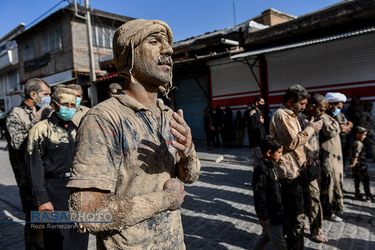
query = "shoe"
xmin=329 ymin=214 xmax=343 ymax=222
xmin=355 ymin=194 xmax=363 ymax=200
xmin=366 ymin=196 xmax=373 ymax=203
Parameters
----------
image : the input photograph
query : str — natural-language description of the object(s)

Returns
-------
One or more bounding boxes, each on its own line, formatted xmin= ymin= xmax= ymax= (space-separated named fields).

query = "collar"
xmin=113 ymin=94 xmax=169 ymax=112
xmin=260 ymin=158 xmax=276 ymax=168
xmin=280 ymin=103 xmax=296 ymax=117
xmin=20 ymin=101 xmax=33 ymax=112
xmin=50 ymin=112 xmax=76 ymax=129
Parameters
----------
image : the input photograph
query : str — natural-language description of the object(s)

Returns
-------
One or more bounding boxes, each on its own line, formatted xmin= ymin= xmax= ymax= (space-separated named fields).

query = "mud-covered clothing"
xmin=5 ymin=102 xmax=41 ymax=203
xmin=298 ymin=112 xmax=324 ymax=237
xmin=26 ymin=113 xmax=88 ymax=249
xmin=349 ymin=139 xmax=372 ymax=196
xmin=279 ymin=177 xmax=305 ymax=250
xmin=67 ymin=95 xmax=201 ymax=250
xmin=71 ymin=105 xmax=90 ymax=127
xmin=248 ymin=108 xmax=266 ymax=148
xmin=253 ymin=158 xmax=285 ymax=225
xmin=270 ymin=104 xmax=315 ymax=179
xmin=5 ymin=101 xmax=45 ymax=249
xmin=319 ymin=113 xmax=344 ymax=216
xmin=270 ymin=104 xmax=313 ymax=250
xmin=26 ymin=113 xmax=77 ymax=206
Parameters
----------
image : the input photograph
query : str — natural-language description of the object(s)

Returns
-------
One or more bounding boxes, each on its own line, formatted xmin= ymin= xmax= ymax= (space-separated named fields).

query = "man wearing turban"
xmin=67 ymin=19 xmax=201 ymax=249
xmin=319 ymin=92 xmax=350 ymax=222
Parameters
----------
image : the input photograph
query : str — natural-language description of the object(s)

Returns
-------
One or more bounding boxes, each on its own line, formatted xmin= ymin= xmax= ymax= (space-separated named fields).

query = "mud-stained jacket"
xmin=26 ymin=113 xmax=77 ymax=206
xmin=319 ymin=113 xmax=343 ymax=171
xmin=67 ymin=94 xmax=201 ymax=250
xmin=349 ymin=139 xmax=367 ymax=170
xmin=270 ymin=104 xmax=315 ymax=179
xmin=253 ymin=158 xmax=285 ymax=225
xmin=71 ymin=105 xmax=90 ymax=127
xmin=5 ymin=102 xmax=41 ymax=187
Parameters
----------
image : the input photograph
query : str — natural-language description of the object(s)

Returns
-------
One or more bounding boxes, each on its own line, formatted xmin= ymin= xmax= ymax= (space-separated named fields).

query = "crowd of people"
xmin=203 ymin=86 xmax=374 ymax=249
xmin=3 ymin=16 xmax=375 ymax=250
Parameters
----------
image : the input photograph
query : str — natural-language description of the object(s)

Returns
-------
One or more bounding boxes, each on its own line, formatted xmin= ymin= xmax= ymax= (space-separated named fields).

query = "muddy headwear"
xmin=113 ymin=19 xmax=174 ymax=96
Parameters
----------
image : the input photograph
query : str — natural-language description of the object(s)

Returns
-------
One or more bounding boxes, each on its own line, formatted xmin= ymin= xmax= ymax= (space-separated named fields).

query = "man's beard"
xmin=292 ymin=103 xmax=302 ymax=115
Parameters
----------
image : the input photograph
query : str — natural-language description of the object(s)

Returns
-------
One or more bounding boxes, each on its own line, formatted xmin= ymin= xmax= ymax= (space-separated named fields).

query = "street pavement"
xmin=0 ymin=139 xmax=374 ymax=249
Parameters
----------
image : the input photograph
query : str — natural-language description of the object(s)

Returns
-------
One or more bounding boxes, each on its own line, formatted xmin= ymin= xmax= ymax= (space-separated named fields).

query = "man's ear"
xmin=30 ymin=91 xmax=37 ymax=99
xmin=286 ymin=99 xmax=294 ymax=108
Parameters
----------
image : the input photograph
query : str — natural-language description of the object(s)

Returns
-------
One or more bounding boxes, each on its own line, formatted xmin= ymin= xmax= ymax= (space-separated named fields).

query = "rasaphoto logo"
xmin=31 ymin=211 xmax=113 ymax=223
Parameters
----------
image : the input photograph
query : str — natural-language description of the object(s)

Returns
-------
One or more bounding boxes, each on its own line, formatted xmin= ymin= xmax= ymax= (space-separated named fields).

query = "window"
xmin=22 ymin=41 xmax=36 ymax=61
xmin=41 ymin=25 xmax=63 ymax=55
xmin=92 ymin=24 xmax=115 ymax=48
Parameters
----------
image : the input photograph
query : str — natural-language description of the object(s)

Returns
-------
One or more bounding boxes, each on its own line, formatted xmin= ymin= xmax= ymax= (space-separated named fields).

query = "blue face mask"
xmin=55 ymin=103 xmax=76 ymax=121
xmin=76 ymin=97 xmax=82 ymax=108
xmin=332 ymin=108 xmax=341 ymax=116
xmin=36 ymin=96 xmax=51 ymax=108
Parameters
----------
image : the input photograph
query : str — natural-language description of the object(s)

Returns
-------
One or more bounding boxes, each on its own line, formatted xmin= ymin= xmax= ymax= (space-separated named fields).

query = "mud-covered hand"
xmin=170 ymin=109 xmax=193 ymax=158
xmin=33 ymin=104 xmax=51 ymax=121
xmin=163 ymin=178 xmax=185 ymax=210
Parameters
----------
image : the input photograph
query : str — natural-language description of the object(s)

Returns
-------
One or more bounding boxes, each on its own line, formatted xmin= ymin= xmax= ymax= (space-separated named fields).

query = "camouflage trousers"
xmin=280 ymin=177 xmax=305 ymax=250
xmin=308 ymin=179 xmax=324 ymax=237
xmin=353 ymin=167 xmax=372 ymax=197
xmin=320 ymin=164 xmax=344 ymax=218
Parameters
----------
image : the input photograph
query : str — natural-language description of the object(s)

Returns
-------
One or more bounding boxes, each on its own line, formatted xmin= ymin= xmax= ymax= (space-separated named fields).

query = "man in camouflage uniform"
xmin=5 ymin=78 xmax=51 ymax=250
xmin=270 ymin=84 xmax=323 ymax=250
xmin=67 ymin=19 xmax=201 ymax=249
xmin=298 ymin=93 xmax=328 ymax=243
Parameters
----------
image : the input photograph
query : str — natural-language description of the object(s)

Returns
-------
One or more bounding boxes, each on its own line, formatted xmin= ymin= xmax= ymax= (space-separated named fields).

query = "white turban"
xmin=325 ymin=92 xmax=347 ymax=103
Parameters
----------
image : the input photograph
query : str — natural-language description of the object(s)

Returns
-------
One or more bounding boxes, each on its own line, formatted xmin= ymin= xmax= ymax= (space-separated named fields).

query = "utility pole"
xmin=84 ymin=0 xmax=98 ymax=105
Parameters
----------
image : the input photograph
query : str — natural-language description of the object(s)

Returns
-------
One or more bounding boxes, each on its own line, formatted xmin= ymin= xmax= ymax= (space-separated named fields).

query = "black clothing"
xmin=204 ymin=112 xmax=215 ymax=148
xmin=248 ymin=108 xmax=266 ymax=148
xmin=26 ymin=113 xmax=88 ymax=250
xmin=253 ymin=158 xmax=286 ymax=225
xmin=26 ymin=114 xmax=77 ymax=206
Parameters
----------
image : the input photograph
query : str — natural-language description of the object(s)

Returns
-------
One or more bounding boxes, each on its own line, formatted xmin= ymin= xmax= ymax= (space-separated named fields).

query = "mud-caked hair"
xmin=283 ymin=84 xmax=310 ymax=104
xmin=52 ymin=88 xmax=76 ymax=103
xmin=24 ymin=78 xmax=50 ymax=99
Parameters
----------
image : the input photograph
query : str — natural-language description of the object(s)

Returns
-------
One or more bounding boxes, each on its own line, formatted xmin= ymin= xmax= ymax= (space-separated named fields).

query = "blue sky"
xmin=1 ymin=0 xmax=342 ymax=42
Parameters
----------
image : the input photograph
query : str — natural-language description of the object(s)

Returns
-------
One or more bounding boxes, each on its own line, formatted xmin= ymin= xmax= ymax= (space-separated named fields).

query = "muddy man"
xmin=67 ymin=19 xmax=201 ymax=249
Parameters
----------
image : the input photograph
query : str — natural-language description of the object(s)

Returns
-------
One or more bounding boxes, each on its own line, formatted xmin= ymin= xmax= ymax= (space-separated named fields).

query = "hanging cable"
xmin=26 ymin=0 xmax=68 ymax=29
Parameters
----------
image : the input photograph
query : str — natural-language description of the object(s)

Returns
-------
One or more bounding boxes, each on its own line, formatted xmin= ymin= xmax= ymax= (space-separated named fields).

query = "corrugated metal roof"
xmin=231 ymin=26 xmax=375 ymax=59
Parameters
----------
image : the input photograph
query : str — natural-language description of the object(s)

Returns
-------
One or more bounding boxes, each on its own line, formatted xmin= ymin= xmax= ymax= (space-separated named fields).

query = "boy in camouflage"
xmin=347 ymin=126 xmax=373 ymax=202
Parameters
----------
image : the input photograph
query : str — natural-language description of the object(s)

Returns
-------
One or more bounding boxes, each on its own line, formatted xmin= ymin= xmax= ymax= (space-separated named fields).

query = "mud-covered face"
xmin=132 ymin=32 xmax=173 ymax=87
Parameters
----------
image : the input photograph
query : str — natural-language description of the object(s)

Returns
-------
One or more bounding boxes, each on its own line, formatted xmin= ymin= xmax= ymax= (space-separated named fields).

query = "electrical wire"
xmin=26 ymin=0 xmax=68 ymax=29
